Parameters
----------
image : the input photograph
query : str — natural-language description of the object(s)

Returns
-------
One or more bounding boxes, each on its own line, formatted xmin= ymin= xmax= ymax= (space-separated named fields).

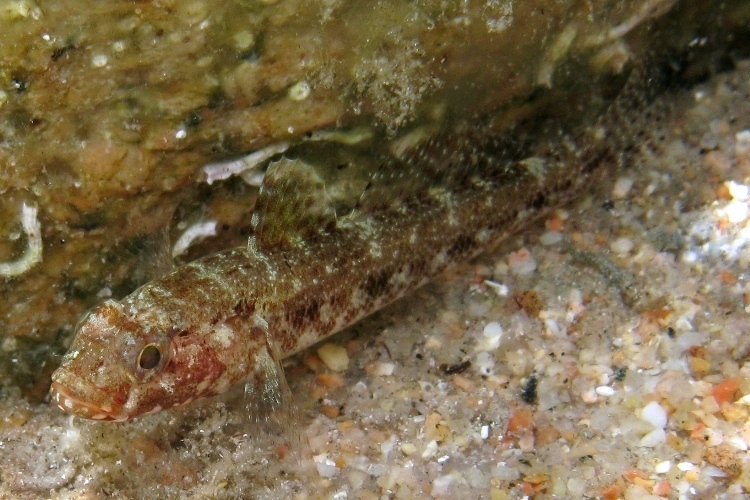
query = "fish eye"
xmin=138 ymin=344 xmax=161 ymax=370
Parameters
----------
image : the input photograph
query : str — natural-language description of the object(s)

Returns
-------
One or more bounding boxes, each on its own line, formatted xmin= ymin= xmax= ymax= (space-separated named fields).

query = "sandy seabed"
xmin=3 ymin=59 xmax=750 ymax=499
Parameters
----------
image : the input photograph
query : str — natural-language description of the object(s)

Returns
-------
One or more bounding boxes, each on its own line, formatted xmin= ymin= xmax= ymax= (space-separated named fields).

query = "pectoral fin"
xmin=238 ymin=318 xmax=309 ymax=461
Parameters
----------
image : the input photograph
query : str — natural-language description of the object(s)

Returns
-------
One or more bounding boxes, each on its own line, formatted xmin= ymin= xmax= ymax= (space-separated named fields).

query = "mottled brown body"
xmin=50 ymin=65 xmax=660 ymax=421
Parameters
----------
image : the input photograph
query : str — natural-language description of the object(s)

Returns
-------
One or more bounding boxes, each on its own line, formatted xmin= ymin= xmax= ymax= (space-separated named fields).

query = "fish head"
xmin=50 ymin=299 xmax=173 ymax=421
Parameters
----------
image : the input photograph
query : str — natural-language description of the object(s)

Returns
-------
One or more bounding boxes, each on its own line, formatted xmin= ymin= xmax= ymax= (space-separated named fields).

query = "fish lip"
xmin=50 ymin=373 xmax=129 ymax=422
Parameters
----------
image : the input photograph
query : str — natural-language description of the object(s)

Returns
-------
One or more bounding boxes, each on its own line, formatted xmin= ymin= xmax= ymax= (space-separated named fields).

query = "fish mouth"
xmin=50 ymin=376 xmax=129 ymax=422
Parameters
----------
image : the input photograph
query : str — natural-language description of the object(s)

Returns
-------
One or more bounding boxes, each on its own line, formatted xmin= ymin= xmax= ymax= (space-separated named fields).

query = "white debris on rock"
xmin=0 ymin=203 xmax=42 ymax=277
xmin=200 ymin=127 xmax=374 ymax=185
xmin=200 ymin=141 xmax=290 ymax=185
xmin=172 ymin=220 xmax=217 ymax=258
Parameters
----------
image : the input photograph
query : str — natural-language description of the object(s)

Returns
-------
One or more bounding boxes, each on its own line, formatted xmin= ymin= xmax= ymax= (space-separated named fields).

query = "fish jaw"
xmin=50 ymin=370 xmax=130 ymax=422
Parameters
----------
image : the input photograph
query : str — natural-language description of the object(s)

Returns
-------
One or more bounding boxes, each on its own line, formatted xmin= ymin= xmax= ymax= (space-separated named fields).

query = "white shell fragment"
xmin=172 ymin=221 xmax=217 ymax=258
xmin=0 ymin=203 xmax=42 ymax=277
xmin=201 ymin=141 xmax=290 ymax=185
xmin=479 ymin=322 xmax=503 ymax=351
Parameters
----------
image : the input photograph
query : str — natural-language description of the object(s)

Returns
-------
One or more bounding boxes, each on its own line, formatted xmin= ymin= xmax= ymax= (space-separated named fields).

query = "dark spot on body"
xmin=410 ymin=258 xmax=428 ymax=276
xmin=233 ymin=298 xmax=256 ymax=319
xmin=530 ymin=192 xmax=546 ymax=210
xmin=446 ymin=234 xmax=474 ymax=259
xmin=614 ymin=366 xmax=627 ymax=381
xmin=168 ymin=328 xmax=191 ymax=338
xmin=328 ymin=291 xmax=348 ymax=310
xmin=288 ymin=297 xmax=321 ymax=329
xmin=363 ymin=268 xmax=391 ymax=298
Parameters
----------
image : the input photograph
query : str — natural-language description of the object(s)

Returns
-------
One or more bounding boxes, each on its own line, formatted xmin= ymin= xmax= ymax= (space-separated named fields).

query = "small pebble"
xmin=317 ymin=343 xmax=349 ymax=372
xmin=540 ymin=231 xmax=563 ymax=245
xmin=366 ymin=361 xmax=395 ymax=376
xmin=288 ymin=80 xmax=311 ymax=101
xmin=655 ymin=461 xmax=672 ymax=474
xmin=313 ymin=454 xmax=338 ymax=477
xmin=400 ymin=443 xmax=417 ymax=455
xmin=640 ymin=401 xmax=668 ymax=428
xmin=422 ymin=440 xmax=438 ymax=459
xmin=726 ymin=181 xmax=749 ymax=201
xmin=610 ymin=237 xmax=634 ymax=255
xmin=725 ymin=201 xmax=748 ymax=223
xmin=508 ymin=248 xmax=537 ymax=275
xmin=475 ymin=351 xmax=495 ymax=375
xmin=91 ymin=54 xmax=108 ymax=67
xmin=612 ymin=177 xmax=634 ymax=199
xmin=735 ymin=130 xmax=750 ymax=157
xmin=639 ymin=427 xmax=666 ymax=447
xmin=581 ymin=388 xmax=598 ymax=403
xmin=480 ymin=322 xmax=504 ymax=350
xmin=595 ymin=386 xmax=615 ymax=397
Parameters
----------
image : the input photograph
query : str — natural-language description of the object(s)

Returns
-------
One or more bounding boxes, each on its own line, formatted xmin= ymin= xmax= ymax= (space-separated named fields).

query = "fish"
xmin=50 ymin=62 xmax=667 ymax=423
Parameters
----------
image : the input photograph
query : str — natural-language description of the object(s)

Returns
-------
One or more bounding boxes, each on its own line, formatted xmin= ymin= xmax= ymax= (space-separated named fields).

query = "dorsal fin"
xmin=354 ymin=124 xmax=527 ymax=214
xmin=115 ymin=206 xmax=176 ymax=292
xmin=251 ymin=157 xmax=336 ymax=249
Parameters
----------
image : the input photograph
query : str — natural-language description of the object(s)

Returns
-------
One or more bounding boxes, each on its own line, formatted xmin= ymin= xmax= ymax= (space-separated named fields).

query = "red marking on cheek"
xmin=169 ymin=338 xmax=226 ymax=394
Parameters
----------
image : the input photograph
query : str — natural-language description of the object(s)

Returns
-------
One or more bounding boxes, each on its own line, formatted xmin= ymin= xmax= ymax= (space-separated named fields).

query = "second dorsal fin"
xmin=251 ymin=157 xmax=336 ymax=250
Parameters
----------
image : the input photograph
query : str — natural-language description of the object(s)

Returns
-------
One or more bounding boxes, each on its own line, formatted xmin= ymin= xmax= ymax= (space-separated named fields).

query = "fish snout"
xmin=50 ymin=379 xmax=129 ymax=422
